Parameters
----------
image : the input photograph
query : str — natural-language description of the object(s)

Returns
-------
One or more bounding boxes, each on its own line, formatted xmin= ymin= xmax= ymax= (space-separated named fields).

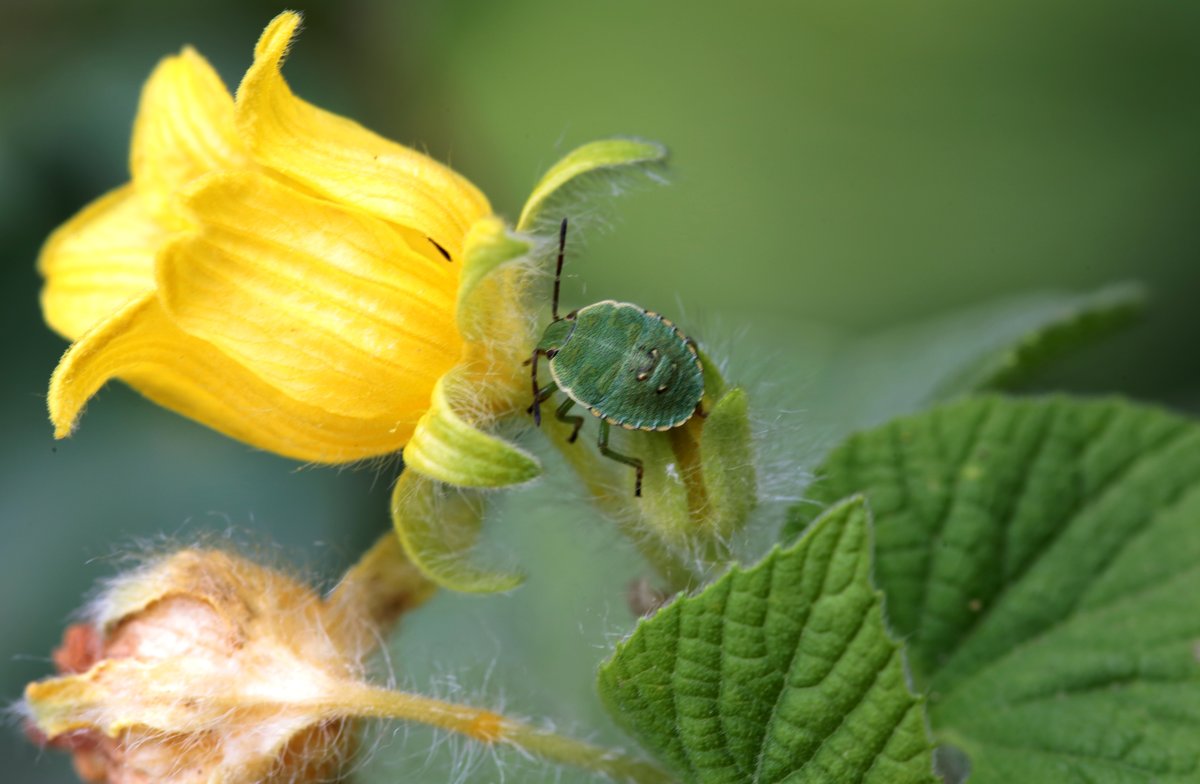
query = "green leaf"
xmin=939 ymin=282 xmax=1145 ymax=394
xmin=786 ymin=397 xmax=1200 ymax=782
xmin=772 ymin=285 xmax=1145 ymax=466
xmin=598 ymin=497 xmax=937 ymax=784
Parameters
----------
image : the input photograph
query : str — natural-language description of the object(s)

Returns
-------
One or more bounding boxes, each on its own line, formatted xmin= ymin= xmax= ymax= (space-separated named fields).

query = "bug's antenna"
xmin=552 ymin=218 xmax=567 ymax=321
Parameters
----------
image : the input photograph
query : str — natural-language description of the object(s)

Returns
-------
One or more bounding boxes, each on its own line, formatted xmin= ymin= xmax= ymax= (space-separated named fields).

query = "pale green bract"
xmin=786 ymin=397 xmax=1200 ymax=783
xmin=598 ymin=497 xmax=937 ymax=784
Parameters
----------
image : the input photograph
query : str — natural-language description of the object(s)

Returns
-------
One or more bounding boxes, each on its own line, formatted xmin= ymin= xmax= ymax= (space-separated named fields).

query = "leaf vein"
xmin=751 ymin=520 xmax=846 ymax=782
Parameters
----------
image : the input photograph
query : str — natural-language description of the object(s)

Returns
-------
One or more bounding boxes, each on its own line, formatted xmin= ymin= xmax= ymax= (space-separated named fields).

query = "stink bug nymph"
xmin=528 ymin=219 xmax=705 ymax=497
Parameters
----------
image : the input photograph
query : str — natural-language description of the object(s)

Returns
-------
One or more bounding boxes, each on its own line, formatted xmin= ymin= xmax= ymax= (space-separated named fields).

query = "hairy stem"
xmin=341 ymin=685 xmax=674 ymax=783
xmin=324 ymin=532 xmax=438 ymax=654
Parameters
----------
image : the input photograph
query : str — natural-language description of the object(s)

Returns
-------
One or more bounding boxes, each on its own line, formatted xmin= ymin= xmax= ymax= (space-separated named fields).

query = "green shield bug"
xmin=528 ymin=219 xmax=705 ymax=497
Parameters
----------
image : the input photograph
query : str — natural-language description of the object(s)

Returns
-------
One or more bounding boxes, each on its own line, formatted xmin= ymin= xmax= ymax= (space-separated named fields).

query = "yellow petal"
xmin=235 ymin=12 xmax=490 ymax=260
xmin=38 ymin=185 xmax=163 ymax=341
xmin=49 ymin=293 xmax=414 ymax=462
xmin=158 ymin=170 xmax=461 ymax=423
xmin=131 ymin=47 xmax=245 ymax=221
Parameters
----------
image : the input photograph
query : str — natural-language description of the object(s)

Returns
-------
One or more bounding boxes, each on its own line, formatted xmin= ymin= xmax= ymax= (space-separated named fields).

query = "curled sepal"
xmin=390 ymin=470 xmax=524 ymax=593
xmin=404 ymin=373 xmax=540 ymax=488
xmin=515 ymin=138 xmax=668 ymax=234
xmin=456 ymin=217 xmax=532 ymax=343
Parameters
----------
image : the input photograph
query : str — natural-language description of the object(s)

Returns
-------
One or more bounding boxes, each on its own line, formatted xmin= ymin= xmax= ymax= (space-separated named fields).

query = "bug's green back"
xmin=548 ymin=300 xmax=703 ymax=430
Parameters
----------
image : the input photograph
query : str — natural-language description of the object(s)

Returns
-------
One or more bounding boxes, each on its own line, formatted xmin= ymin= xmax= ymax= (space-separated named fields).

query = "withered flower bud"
xmin=24 ymin=541 xmax=668 ymax=784
xmin=24 ymin=549 xmax=390 ymax=783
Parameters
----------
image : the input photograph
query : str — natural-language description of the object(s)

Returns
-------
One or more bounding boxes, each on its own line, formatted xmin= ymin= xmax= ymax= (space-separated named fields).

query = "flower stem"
xmin=322 ymin=538 xmax=671 ymax=780
xmin=340 ymin=684 xmax=674 ymax=783
xmin=324 ymin=532 xmax=438 ymax=654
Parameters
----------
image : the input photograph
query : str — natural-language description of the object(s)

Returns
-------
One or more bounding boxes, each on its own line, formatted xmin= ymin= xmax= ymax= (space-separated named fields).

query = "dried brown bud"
xmin=24 ymin=549 xmax=381 ymax=783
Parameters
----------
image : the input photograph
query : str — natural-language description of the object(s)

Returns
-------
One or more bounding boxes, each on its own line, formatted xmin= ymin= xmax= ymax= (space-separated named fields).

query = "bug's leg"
xmin=555 ymin=397 xmax=584 ymax=444
xmin=527 ymin=380 xmax=558 ymax=414
xmin=598 ymin=420 xmax=644 ymax=497
xmin=694 ymin=400 xmax=709 ymax=419
xmin=529 ymin=349 xmax=547 ymax=425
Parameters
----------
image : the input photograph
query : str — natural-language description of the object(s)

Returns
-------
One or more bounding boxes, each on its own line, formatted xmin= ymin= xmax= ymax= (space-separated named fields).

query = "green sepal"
xmin=632 ymin=430 xmax=696 ymax=554
xmin=698 ymin=387 xmax=755 ymax=541
xmin=543 ymin=350 xmax=757 ymax=590
xmin=390 ymin=470 xmax=524 ymax=594
xmin=516 ymin=138 xmax=668 ymax=234
xmin=695 ymin=344 xmax=727 ymax=402
xmin=598 ymin=497 xmax=937 ymax=783
xmin=456 ymin=216 xmax=533 ymax=342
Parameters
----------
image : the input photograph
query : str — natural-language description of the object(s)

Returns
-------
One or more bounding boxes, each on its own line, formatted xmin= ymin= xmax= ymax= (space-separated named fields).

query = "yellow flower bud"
xmin=24 ymin=549 xmax=372 ymax=784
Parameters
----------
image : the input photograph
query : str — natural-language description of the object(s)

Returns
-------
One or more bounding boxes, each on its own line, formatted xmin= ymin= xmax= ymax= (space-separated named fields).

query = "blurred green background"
xmin=2 ymin=1 xmax=1198 ymax=781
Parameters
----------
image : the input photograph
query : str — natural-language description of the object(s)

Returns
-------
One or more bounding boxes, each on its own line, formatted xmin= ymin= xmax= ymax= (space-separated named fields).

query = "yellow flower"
xmin=39 ymin=11 xmax=675 ymax=592
xmin=42 ymin=11 xmax=514 ymax=465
